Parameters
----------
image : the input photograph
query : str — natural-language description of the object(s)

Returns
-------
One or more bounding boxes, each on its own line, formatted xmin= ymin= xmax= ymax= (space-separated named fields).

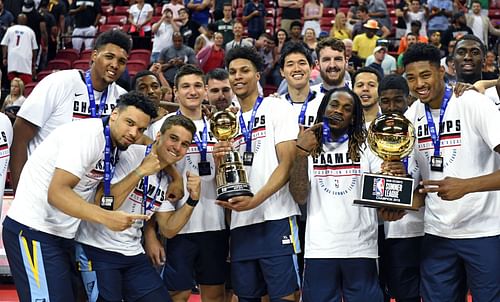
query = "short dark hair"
xmin=225 ymin=46 xmax=264 ymax=72
xmin=402 ymin=43 xmax=441 ymax=68
xmin=471 ymin=0 xmax=482 ymax=5
xmin=454 ymin=34 xmax=486 ymax=58
xmin=358 ymin=5 xmax=368 ymax=13
xmin=159 ymin=115 xmax=197 ymax=138
xmin=94 ymin=29 xmax=132 ymax=54
xmin=352 ymin=66 xmax=382 ymax=86
xmin=407 ymin=32 xmax=417 ymax=38
xmin=207 ymin=23 xmax=218 ymax=32
xmin=378 ymin=74 xmax=409 ymax=96
xmin=174 ymin=64 xmax=204 ymax=88
xmin=115 ymin=91 xmax=158 ymax=119
xmin=131 ymin=70 xmax=160 ymax=90
xmin=316 ymin=37 xmax=345 ymax=61
xmin=205 ymin=68 xmax=229 ymax=84
xmin=279 ymin=42 xmax=313 ymax=68
xmin=290 ymin=20 xmax=302 ymax=30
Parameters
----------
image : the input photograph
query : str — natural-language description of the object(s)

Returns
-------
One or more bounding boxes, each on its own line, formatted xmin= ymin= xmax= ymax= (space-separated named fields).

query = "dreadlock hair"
xmin=313 ymin=87 xmax=366 ymax=161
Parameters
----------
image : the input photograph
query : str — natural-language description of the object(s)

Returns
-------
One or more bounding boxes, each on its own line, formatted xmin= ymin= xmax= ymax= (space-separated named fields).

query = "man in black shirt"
xmin=69 ymin=0 xmax=101 ymax=52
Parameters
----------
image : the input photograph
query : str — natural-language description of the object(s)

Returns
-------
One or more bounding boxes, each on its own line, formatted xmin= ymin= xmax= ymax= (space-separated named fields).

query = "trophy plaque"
xmin=210 ymin=110 xmax=253 ymax=201
xmin=354 ymin=113 xmax=418 ymax=210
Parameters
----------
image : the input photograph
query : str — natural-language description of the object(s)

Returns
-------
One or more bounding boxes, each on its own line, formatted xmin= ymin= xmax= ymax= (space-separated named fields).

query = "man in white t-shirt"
xmin=214 ymin=47 xmax=300 ymax=302
xmin=0 ymin=14 xmax=37 ymax=84
xmin=290 ymin=87 xmax=383 ymax=302
xmin=75 ymin=114 xmax=197 ymax=302
xmin=2 ymin=92 xmax=157 ymax=302
xmin=151 ymin=8 xmax=179 ymax=63
xmin=10 ymin=29 xmax=131 ymax=193
xmin=403 ymin=43 xmax=500 ymax=302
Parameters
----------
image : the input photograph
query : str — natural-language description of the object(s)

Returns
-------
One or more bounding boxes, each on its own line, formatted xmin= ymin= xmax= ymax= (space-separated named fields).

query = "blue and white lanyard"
xmin=424 ymin=86 xmax=452 ymax=157
xmin=85 ymin=70 xmax=109 ymax=118
xmin=239 ymin=96 xmax=264 ymax=153
xmin=142 ymin=144 xmax=163 ymax=215
xmin=286 ymin=91 xmax=315 ymax=125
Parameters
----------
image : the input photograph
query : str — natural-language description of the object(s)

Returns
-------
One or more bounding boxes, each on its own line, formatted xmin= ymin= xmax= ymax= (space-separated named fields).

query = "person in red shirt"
xmin=197 ymin=31 xmax=225 ymax=73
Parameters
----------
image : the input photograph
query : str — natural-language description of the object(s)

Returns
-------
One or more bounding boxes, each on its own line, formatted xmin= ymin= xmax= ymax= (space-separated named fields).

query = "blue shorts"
xmin=302 ymin=258 xmax=383 ymax=302
xmin=81 ymin=244 xmax=170 ymax=302
xmin=384 ymin=237 xmax=422 ymax=300
xmin=162 ymin=230 xmax=229 ymax=291
xmin=231 ymin=254 xmax=300 ymax=299
xmin=421 ymin=234 xmax=500 ymax=302
xmin=2 ymin=217 xmax=78 ymax=302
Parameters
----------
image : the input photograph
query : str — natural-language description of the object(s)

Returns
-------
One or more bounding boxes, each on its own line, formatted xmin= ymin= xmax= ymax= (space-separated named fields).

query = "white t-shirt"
xmin=152 ymin=22 xmax=175 ymax=53
xmin=280 ymin=86 xmax=325 ymax=129
xmin=484 ymin=86 xmax=500 ymax=110
xmin=471 ymin=15 xmax=485 ymax=44
xmin=405 ymin=11 xmax=427 ymax=37
xmin=129 ymin=3 xmax=154 ymax=31
xmin=0 ymin=25 xmax=38 ymax=74
xmin=306 ymin=141 xmax=381 ymax=258
xmin=230 ymin=97 xmax=301 ymax=229
xmin=76 ymin=144 xmax=174 ymax=256
xmin=162 ymin=3 xmax=184 ymax=26
xmin=150 ymin=113 xmax=225 ymax=233
xmin=7 ymin=119 xmax=109 ymax=239
xmin=0 ymin=113 xmax=12 ymax=200
xmin=17 ymin=69 xmax=126 ymax=155
xmin=405 ymin=90 xmax=500 ymax=238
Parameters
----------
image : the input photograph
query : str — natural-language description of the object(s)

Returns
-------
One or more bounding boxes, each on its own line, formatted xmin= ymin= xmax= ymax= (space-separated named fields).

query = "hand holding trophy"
xmin=210 ymin=110 xmax=253 ymax=201
xmin=354 ymin=112 xmax=418 ymax=210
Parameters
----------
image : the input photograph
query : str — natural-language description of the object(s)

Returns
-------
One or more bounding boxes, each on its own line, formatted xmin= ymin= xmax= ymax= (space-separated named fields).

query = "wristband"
xmin=296 ymin=144 xmax=311 ymax=154
xmin=186 ymin=197 xmax=199 ymax=207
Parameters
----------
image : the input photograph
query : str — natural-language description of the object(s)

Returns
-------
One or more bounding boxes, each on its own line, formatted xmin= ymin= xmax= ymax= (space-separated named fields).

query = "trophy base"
xmin=217 ymin=184 xmax=253 ymax=201
xmin=355 ymin=173 xmax=419 ymax=211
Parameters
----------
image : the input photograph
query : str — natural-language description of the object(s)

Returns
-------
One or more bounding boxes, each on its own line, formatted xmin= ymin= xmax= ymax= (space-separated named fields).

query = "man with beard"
xmin=404 ymin=42 xmax=500 ymax=302
xmin=311 ymin=37 xmax=350 ymax=94
xmin=205 ymin=68 xmax=236 ymax=111
xmin=2 ymin=92 xmax=156 ymax=302
xmin=10 ymin=29 xmax=131 ymax=192
xmin=289 ymin=87 xmax=383 ymax=302
xmin=352 ymin=66 xmax=382 ymax=123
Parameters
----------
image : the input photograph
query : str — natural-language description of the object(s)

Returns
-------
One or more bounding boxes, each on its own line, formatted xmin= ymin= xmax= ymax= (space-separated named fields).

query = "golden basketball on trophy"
xmin=210 ymin=110 xmax=253 ymax=201
xmin=355 ymin=113 xmax=418 ymax=210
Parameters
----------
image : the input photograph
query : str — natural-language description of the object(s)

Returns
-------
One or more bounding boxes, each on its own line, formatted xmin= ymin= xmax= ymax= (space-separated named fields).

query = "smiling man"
xmin=352 ymin=66 xmax=382 ymax=124
xmin=10 ymin=29 xmax=131 ymax=192
xmin=403 ymin=43 xmax=500 ymax=302
xmin=311 ymin=37 xmax=350 ymax=93
xmin=205 ymin=68 xmax=235 ymax=111
xmin=452 ymin=34 xmax=485 ymax=85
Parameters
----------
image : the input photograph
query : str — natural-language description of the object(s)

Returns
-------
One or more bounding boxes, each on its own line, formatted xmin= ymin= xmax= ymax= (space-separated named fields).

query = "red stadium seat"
xmin=155 ymin=6 xmax=163 ymax=16
xmin=98 ymin=24 xmax=121 ymax=34
xmin=106 ymin=15 xmax=128 ymax=25
xmin=46 ymin=59 xmax=72 ymax=70
xmin=79 ymin=49 xmax=93 ymax=60
xmin=121 ymin=24 xmax=131 ymax=33
xmin=101 ymin=5 xmax=113 ymax=16
xmin=151 ymin=16 xmax=161 ymax=24
xmin=320 ymin=17 xmax=334 ymax=27
xmin=127 ymin=60 xmax=148 ymax=73
xmin=323 ymin=8 xmax=335 ymax=17
xmin=55 ymin=48 xmax=80 ymax=62
xmin=99 ymin=15 xmax=107 ymax=25
xmin=73 ymin=59 xmax=91 ymax=70
xmin=24 ymin=82 xmax=38 ymax=97
xmin=114 ymin=6 xmax=129 ymax=16
xmin=129 ymin=49 xmax=151 ymax=63
xmin=36 ymin=70 xmax=54 ymax=81
xmin=263 ymin=84 xmax=277 ymax=96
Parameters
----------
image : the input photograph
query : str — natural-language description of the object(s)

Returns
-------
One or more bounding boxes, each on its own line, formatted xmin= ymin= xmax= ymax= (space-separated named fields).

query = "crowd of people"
xmin=0 ymin=0 xmax=499 ymax=302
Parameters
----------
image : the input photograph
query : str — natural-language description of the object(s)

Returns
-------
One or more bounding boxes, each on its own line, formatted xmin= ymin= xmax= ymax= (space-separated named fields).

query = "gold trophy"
xmin=354 ymin=112 xmax=418 ymax=210
xmin=210 ymin=110 xmax=253 ymax=201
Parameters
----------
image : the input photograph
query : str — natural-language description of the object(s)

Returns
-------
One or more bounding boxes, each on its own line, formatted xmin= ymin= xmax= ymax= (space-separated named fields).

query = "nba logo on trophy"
xmin=373 ymin=178 xmax=385 ymax=197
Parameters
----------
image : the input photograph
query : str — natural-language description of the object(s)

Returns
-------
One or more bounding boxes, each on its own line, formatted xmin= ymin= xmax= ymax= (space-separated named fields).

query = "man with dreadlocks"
xmin=289 ymin=87 xmax=384 ymax=302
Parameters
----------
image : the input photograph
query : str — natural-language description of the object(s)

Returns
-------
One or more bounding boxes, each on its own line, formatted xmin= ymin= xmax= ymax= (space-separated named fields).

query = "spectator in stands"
xmin=367 ymin=0 xmax=391 ymax=30
xmin=466 ymin=0 xmax=500 ymax=46
xmin=22 ymin=0 xmax=48 ymax=71
xmin=343 ymin=38 xmax=363 ymax=74
xmin=441 ymin=12 xmax=473 ymax=53
xmin=47 ymin=24 xmax=58 ymax=61
xmin=348 ymin=0 xmax=367 ymax=27
xmin=279 ymin=0 xmax=303 ymax=35
xmin=304 ymin=28 xmax=318 ymax=55
xmin=38 ymin=0 xmax=57 ymax=69
xmin=243 ymin=0 xmax=265 ymax=39
xmin=194 ymin=22 xmax=216 ymax=54
xmin=397 ymin=20 xmax=428 ymax=54
xmin=225 ymin=20 xmax=253 ymax=52
xmin=330 ymin=12 xmax=352 ymax=39
xmin=429 ymin=31 xmax=443 ymax=53
xmin=483 ymin=50 xmax=499 ymax=80
xmin=197 ymin=31 xmax=225 ymax=73
xmin=352 ymin=5 xmax=390 ymax=38
xmin=302 ymin=0 xmax=322 ymax=38
xmin=1 ymin=14 xmax=37 ymax=84
xmin=396 ymin=32 xmax=417 ymax=74
xmin=178 ymin=8 xmax=203 ymax=49
xmin=440 ymin=38 xmax=455 ymax=68
xmin=163 ymin=0 xmax=185 ymax=27
xmin=0 ymin=0 xmax=14 ymax=39
xmin=394 ymin=0 xmax=409 ymax=42
xmin=256 ymin=33 xmax=275 ymax=85
xmin=444 ymin=55 xmax=457 ymax=85
xmin=1 ymin=77 xmax=25 ymax=121
xmin=215 ymin=2 xmax=234 ymax=47
xmin=128 ymin=0 xmax=154 ymax=50
xmin=186 ymin=0 xmax=210 ymax=27
xmin=212 ymin=0 xmax=227 ymax=21
xmin=352 ymin=19 xmax=380 ymax=61
xmin=158 ymin=31 xmax=197 ymax=87
xmin=427 ymin=0 xmax=453 ymax=35
xmin=405 ymin=0 xmax=428 ymax=38
xmin=288 ymin=20 xmax=303 ymax=44
xmin=270 ymin=28 xmax=289 ymax=86
xmin=151 ymin=8 xmax=179 ymax=63
xmin=365 ymin=45 xmax=396 ymax=76
xmin=68 ymin=0 xmax=99 ymax=52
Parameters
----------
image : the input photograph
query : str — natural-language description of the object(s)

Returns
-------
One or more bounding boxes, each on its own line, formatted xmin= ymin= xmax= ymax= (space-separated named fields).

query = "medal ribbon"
xmin=85 ymin=70 xmax=109 ymax=118
xmin=239 ymin=96 xmax=264 ymax=153
xmin=103 ymin=123 xmax=117 ymax=197
xmin=177 ymin=110 xmax=208 ymax=161
xmin=424 ymin=86 xmax=452 ymax=157
xmin=142 ymin=144 xmax=163 ymax=215
xmin=286 ymin=91 xmax=316 ymax=125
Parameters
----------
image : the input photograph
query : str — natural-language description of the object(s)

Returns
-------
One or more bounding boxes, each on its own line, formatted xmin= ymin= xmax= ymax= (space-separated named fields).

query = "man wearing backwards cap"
xmin=353 ymin=19 xmax=381 ymax=60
